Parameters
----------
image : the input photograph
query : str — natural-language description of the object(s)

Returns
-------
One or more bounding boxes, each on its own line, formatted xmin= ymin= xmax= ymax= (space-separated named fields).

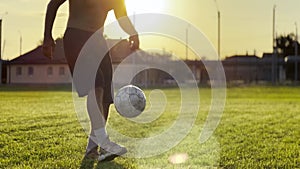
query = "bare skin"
xmin=43 ymin=0 xmax=139 ymax=59
xmin=42 ymin=0 xmax=139 ymax=158
xmin=42 ymin=0 xmax=139 ymax=124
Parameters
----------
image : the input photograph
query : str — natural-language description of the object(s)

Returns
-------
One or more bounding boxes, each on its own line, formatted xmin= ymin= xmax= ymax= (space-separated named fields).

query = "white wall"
xmin=9 ymin=64 xmax=72 ymax=84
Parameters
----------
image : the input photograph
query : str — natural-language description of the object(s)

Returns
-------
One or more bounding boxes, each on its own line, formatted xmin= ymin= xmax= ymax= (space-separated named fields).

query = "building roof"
xmin=8 ymin=38 xmax=137 ymax=65
xmin=224 ymin=55 xmax=260 ymax=61
xmin=107 ymin=39 xmax=135 ymax=64
xmin=9 ymin=39 xmax=67 ymax=65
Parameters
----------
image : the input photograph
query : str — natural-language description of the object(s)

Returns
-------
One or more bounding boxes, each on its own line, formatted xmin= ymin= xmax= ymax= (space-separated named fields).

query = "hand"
xmin=129 ymin=34 xmax=139 ymax=50
xmin=42 ymin=37 xmax=55 ymax=59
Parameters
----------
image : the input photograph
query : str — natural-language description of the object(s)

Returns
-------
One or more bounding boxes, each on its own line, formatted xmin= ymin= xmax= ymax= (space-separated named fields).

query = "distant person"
xmin=42 ymin=0 xmax=139 ymax=162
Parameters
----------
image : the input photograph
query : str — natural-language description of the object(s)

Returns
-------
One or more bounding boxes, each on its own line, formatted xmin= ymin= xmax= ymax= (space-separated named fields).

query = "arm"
xmin=113 ymin=0 xmax=139 ymax=50
xmin=42 ymin=0 xmax=66 ymax=59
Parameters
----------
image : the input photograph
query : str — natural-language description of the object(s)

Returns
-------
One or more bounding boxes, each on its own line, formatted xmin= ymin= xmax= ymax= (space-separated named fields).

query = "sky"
xmin=0 ymin=0 xmax=300 ymax=60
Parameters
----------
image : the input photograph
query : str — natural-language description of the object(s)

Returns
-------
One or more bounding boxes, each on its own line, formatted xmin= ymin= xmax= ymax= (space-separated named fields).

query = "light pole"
xmin=213 ymin=0 xmax=221 ymax=60
xmin=218 ymin=10 xmax=221 ymax=61
xmin=272 ymin=5 xmax=276 ymax=84
xmin=0 ymin=12 xmax=8 ymax=85
xmin=18 ymin=30 xmax=22 ymax=56
xmin=186 ymin=25 xmax=189 ymax=60
xmin=295 ymin=22 xmax=298 ymax=83
xmin=0 ymin=19 xmax=2 ymax=84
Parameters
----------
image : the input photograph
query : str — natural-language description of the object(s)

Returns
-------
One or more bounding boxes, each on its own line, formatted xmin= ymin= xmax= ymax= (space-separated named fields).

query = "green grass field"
xmin=0 ymin=85 xmax=299 ymax=169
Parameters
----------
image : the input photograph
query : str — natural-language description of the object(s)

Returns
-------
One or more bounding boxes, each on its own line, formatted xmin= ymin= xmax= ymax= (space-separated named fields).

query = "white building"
xmin=7 ymin=39 xmax=72 ymax=84
xmin=5 ymin=38 xmax=170 ymax=86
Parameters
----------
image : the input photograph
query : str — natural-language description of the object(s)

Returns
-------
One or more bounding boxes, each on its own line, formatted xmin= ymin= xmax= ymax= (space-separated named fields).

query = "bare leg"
xmin=86 ymin=87 xmax=127 ymax=161
xmin=102 ymin=103 xmax=111 ymax=121
xmin=86 ymin=87 xmax=108 ymax=153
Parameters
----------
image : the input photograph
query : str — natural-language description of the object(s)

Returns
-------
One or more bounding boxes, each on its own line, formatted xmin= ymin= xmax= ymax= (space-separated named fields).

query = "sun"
xmin=125 ymin=0 xmax=166 ymax=14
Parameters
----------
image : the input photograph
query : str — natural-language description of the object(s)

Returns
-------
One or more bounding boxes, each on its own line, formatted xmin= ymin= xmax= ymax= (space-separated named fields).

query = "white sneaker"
xmin=98 ymin=141 xmax=127 ymax=162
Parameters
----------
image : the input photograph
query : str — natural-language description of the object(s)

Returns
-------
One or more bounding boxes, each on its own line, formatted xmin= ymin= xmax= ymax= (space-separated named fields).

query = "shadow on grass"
xmin=80 ymin=156 xmax=126 ymax=169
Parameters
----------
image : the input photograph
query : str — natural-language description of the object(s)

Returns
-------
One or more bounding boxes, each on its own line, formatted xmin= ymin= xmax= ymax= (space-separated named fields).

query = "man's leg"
xmin=86 ymin=84 xmax=127 ymax=162
xmin=85 ymin=87 xmax=108 ymax=156
xmin=102 ymin=103 xmax=110 ymax=121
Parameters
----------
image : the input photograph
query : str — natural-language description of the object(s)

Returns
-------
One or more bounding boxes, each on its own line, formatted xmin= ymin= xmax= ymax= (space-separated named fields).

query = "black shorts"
xmin=63 ymin=27 xmax=113 ymax=103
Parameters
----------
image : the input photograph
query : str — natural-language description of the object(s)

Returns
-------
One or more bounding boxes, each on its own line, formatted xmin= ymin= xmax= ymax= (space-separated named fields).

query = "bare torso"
xmin=43 ymin=0 xmax=138 ymax=58
xmin=67 ymin=0 xmax=115 ymax=32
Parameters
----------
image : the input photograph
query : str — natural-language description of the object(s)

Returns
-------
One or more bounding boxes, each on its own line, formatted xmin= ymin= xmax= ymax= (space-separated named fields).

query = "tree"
xmin=276 ymin=33 xmax=300 ymax=57
xmin=276 ymin=33 xmax=300 ymax=81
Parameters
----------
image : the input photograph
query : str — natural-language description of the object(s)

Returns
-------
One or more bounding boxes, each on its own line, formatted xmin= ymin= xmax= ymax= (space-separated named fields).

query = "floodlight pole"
xmin=213 ymin=0 xmax=221 ymax=60
xmin=18 ymin=31 xmax=22 ymax=56
xmin=295 ymin=22 xmax=298 ymax=84
xmin=218 ymin=11 xmax=221 ymax=61
xmin=185 ymin=24 xmax=191 ymax=60
xmin=272 ymin=5 xmax=276 ymax=84
xmin=0 ymin=19 xmax=2 ymax=85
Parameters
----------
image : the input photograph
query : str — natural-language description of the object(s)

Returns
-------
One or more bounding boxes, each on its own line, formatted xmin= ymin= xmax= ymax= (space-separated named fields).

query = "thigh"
xmin=63 ymin=28 xmax=93 ymax=75
xmin=96 ymin=53 xmax=113 ymax=104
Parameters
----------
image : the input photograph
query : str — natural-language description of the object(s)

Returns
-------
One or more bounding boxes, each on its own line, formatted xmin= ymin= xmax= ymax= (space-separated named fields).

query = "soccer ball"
xmin=114 ymin=85 xmax=146 ymax=118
